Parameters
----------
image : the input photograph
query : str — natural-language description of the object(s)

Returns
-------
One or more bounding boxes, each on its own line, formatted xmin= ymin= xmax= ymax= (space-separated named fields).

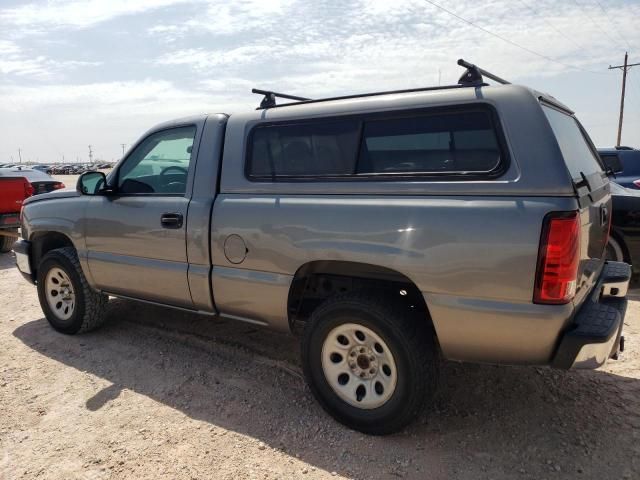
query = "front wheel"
xmin=37 ymin=247 xmax=108 ymax=334
xmin=301 ymin=292 xmax=439 ymax=435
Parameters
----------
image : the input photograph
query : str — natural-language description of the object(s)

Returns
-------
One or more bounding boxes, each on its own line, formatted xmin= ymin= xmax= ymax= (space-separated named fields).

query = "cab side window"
xmin=118 ymin=126 xmax=197 ymax=194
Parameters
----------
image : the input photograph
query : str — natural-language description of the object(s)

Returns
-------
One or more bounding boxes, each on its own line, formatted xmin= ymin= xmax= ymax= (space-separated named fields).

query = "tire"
xmin=0 ymin=230 xmax=17 ymax=253
xmin=301 ymin=291 xmax=439 ymax=435
xmin=605 ymin=235 xmax=626 ymax=263
xmin=37 ymin=247 xmax=108 ymax=334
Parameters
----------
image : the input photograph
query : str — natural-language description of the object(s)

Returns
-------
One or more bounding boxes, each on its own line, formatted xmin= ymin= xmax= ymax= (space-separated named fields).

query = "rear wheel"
xmin=301 ymin=291 xmax=439 ymax=435
xmin=0 ymin=230 xmax=17 ymax=253
xmin=605 ymin=236 xmax=625 ymax=262
xmin=37 ymin=247 xmax=108 ymax=334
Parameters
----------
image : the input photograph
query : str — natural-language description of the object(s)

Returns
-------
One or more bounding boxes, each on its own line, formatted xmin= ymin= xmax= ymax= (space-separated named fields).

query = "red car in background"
xmin=0 ymin=168 xmax=65 ymax=252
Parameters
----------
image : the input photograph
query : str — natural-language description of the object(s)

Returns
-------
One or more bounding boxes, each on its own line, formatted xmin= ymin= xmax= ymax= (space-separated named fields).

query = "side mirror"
xmin=77 ymin=171 xmax=107 ymax=195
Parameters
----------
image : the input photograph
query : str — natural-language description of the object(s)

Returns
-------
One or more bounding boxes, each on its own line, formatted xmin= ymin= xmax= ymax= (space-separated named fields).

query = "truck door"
xmin=84 ymin=123 xmax=202 ymax=308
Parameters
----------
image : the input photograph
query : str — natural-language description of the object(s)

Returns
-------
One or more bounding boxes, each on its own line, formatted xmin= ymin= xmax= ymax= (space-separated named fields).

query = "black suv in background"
xmin=599 ymin=147 xmax=640 ymax=189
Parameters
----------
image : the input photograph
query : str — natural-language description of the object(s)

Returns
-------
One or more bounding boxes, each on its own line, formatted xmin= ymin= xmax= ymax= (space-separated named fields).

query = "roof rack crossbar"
xmin=252 ymin=88 xmax=312 ymax=109
xmin=457 ymin=58 xmax=511 ymax=86
xmin=251 ymin=59 xmax=510 ymax=110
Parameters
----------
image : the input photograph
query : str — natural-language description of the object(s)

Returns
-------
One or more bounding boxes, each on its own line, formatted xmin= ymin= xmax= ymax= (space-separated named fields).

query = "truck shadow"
xmin=0 ymin=251 xmax=16 ymax=271
xmin=13 ymin=298 xmax=640 ymax=479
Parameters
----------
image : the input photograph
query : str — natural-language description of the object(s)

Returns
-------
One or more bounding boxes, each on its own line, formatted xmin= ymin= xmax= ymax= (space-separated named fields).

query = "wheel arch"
xmin=609 ymin=228 xmax=631 ymax=264
xmin=30 ymin=231 xmax=75 ymax=277
xmin=287 ymin=260 xmax=435 ymax=334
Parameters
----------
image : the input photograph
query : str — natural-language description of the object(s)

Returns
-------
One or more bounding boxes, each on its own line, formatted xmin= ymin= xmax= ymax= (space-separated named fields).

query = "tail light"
xmin=534 ymin=211 xmax=580 ymax=305
xmin=53 ymin=182 xmax=65 ymax=190
xmin=633 ymin=180 xmax=640 ymax=189
xmin=24 ymin=180 xmax=34 ymax=198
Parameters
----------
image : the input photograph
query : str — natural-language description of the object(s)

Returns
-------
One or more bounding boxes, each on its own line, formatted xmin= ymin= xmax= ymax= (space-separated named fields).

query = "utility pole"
xmin=88 ymin=145 xmax=93 ymax=165
xmin=121 ymin=143 xmax=126 ymax=157
xmin=609 ymin=52 xmax=640 ymax=147
xmin=17 ymin=148 xmax=22 ymax=165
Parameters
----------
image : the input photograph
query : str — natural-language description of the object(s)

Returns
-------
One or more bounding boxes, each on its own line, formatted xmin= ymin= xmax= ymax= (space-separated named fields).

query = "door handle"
xmin=160 ymin=213 xmax=183 ymax=229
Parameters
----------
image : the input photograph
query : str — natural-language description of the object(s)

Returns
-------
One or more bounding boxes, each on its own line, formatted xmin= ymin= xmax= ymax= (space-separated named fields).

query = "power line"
xmin=422 ymin=0 xmax=606 ymax=75
xmin=515 ymin=0 xmax=587 ymax=52
xmin=593 ymin=0 xmax=634 ymax=51
xmin=627 ymin=74 xmax=640 ymax=122
xmin=572 ymin=0 xmax=626 ymax=52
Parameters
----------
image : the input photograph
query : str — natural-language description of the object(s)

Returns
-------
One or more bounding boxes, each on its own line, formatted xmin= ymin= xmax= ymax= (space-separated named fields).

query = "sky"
xmin=1 ymin=0 xmax=639 ymax=164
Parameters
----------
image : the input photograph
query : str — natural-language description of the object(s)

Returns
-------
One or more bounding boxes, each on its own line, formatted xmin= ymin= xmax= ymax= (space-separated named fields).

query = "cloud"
xmin=150 ymin=0 xmax=639 ymax=92
xmin=0 ymin=39 xmax=102 ymax=79
xmin=0 ymin=0 xmax=195 ymax=29
xmin=148 ymin=0 xmax=294 ymax=39
xmin=0 ymin=40 xmax=49 ymax=77
xmin=0 ymin=79 xmax=244 ymax=162
xmin=0 ymin=79 xmax=212 ymax=112
xmin=156 ymin=45 xmax=278 ymax=70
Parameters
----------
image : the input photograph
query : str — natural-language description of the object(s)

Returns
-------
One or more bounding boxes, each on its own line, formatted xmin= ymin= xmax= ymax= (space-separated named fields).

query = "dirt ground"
xmin=1 ymin=251 xmax=639 ymax=480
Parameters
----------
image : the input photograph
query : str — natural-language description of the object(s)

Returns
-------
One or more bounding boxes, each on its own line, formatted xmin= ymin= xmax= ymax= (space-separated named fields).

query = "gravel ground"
xmin=1 ymin=250 xmax=639 ymax=480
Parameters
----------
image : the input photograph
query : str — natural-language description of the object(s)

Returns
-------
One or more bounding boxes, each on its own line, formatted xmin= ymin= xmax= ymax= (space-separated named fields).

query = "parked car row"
xmin=47 ymin=163 xmax=113 ymax=175
xmin=0 ymin=163 xmax=114 ymax=174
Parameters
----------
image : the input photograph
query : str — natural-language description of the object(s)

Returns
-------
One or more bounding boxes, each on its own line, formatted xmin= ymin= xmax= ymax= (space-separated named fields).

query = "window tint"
xmin=249 ymin=120 xmax=360 ymax=177
xmin=542 ymin=106 xmax=603 ymax=178
xmin=246 ymin=108 xmax=505 ymax=179
xmin=118 ymin=126 xmax=196 ymax=194
xmin=358 ymin=111 xmax=501 ymax=174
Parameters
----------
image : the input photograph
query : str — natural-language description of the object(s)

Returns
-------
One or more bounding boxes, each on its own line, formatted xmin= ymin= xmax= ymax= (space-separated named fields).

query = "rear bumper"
xmin=13 ymin=239 xmax=35 ymax=284
xmin=0 ymin=213 xmax=20 ymax=230
xmin=552 ymin=261 xmax=630 ymax=369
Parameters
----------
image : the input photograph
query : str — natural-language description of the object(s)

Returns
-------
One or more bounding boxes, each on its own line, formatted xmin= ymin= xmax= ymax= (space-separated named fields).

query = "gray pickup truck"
xmin=14 ymin=60 xmax=631 ymax=434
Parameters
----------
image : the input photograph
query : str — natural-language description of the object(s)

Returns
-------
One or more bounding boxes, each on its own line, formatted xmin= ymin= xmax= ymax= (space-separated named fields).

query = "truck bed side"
xmin=210 ymin=193 xmax=578 ymax=364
